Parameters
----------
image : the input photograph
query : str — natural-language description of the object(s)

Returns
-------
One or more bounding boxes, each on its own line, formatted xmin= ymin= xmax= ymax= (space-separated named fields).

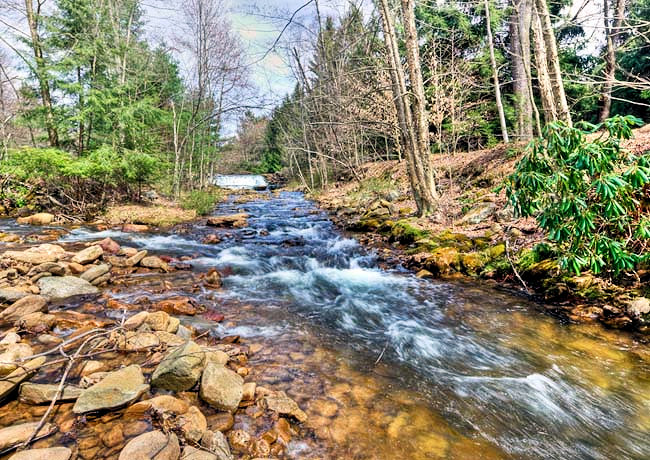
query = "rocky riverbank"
xmin=310 ymin=156 xmax=650 ymax=335
xmin=0 ymin=214 xmax=308 ymax=459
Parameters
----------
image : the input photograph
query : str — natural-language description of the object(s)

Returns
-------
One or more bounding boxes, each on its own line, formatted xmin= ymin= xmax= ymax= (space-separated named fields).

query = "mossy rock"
xmin=484 ymin=243 xmax=506 ymax=260
xmin=391 ymin=220 xmax=429 ymax=244
xmin=472 ymin=237 xmax=491 ymax=250
xmin=460 ymin=252 xmax=486 ymax=275
xmin=348 ymin=218 xmax=382 ymax=232
xmin=413 ymin=238 xmax=439 ymax=252
xmin=379 ymin=220 xmax=395 ymax=233
xmin=425 ymin=247 xmax=460 ymax=275
xmin=399 ymin=207 xmax=414 ymax=216
xmin=435 ymin=230 xmax=473 ymax=251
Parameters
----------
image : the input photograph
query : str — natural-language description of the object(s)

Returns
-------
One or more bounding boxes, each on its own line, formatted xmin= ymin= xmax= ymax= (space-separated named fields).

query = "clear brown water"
xmin=39 ymin=191 xmax=650 ymax=459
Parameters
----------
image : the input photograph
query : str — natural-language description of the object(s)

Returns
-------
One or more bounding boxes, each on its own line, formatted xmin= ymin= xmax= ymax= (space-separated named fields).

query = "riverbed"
xmin=3 ymin=190 xmax=650 ymax=459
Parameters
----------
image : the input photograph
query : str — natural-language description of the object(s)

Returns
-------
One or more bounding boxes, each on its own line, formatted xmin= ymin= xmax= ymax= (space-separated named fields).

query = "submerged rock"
xmin=199 ymin=362 xmax=243 ymax=412
xmin=0 ymin=295 xmax=48 ymax=323
xmin=206 ymin=213 xmax=248 ymax=228
xmin=260 ymin=391 xmax=308 ymax=422
xmin=151 ymin=341 xmax=205 ymax=391
xmin=0 ymin=421 xmax=56 ymax=451
xmin=0 ymin=356 xmax=46 ymax=401
xmin=37 ymin=276 xmax=99 ymax=301
xmin=16 ymin=213 xmax=55 ymax=226
xmin=73 ymin=364 xmax=149 ymax=414
xmin=118 ymin=430 xmax=180 ymax=460
xmin=0 ymin=343 xmax=34 ymax=375
xmin=201 ymin=430 xmax=233 ymax=460
xmin=9 ymin=446 xmax=72 ymax=460
xmin=19 ymin=383 xmax=82 ymax=405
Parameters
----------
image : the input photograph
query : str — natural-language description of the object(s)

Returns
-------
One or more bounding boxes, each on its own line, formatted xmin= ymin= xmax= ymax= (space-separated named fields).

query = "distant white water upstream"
xmin=214 ymin=174 xmax=267 ymax=189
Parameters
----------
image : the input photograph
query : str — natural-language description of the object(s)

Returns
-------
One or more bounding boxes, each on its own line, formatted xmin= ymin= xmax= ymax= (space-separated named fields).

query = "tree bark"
xmin=600 ymin=0 xmax=626 ymax=121
xmin=24 ymin=0 xmax=58 ymax=147
xmin=510 ymin=0 xmax=534 ymax=140
xmin=534 ymin=0 xmax=571 ymax=125
xmin=485 ymin=0 xmax=509 ymax=143
xmin=531 ymin=4 xmax=558 ymax=124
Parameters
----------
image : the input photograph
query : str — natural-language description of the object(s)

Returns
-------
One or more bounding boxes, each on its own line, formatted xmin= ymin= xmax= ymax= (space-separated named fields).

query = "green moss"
xmin=391 ymin=220 xmax=429 ymax=244
xmin=460 ymin=252 xmax=486 ymax=275
xmin=425 ymin=247 xmax=460 ymax=275
xmin=485 ymin=243 xmax=506 ymax=259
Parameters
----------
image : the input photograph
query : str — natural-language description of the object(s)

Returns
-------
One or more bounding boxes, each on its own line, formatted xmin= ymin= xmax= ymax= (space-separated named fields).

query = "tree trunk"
xmin=485 ymin=0 xmax=509 ymax=143
xmin=510 ymin=0 xmax=534 ymax=140
xmin=24 ymin=0 xmax=58 ymax=147
xmin=534 ymin=0 xmax=571 ymax=125
xmin=600 ymin=0 xmax=626 ymax=121
xmin=532 ymin=5 xmax=558 ymax=124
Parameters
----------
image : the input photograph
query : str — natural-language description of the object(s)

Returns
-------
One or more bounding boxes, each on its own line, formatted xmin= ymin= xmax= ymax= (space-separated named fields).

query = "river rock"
xmin=182 ymin=446 xmax=217 ymax=460
xmin=627 ymin=297 xmax=650 ymax=317
xmin=37 ymin=276 xmax=99 ymax=301
xmin=260 ymin=391 xmax=307 ymax=422
xmin=167 ymin=316 xmax=180 ymax=333
xmin=0 ymin=356 xmax=45 ymax=402
xmin=19 ymin=383 xmax=82 ymax=405
xmin=80 ymin=264 xmax=110 ymax=282
xmin=126 ymin=395 xmax=190 ymax=417
xmin=0 ymin=421 xmax=57 ymax=451
xmin=73 ymin=364 xmax=149 ymax=414
xmin=141 ymin=256 xmax=168 ymax=271
xmin=0 ymin=295 xmax=48 ymax=323
xmin=17 ymin=312 xmax=55 ymax=331
xmin=9 ymin=447 xmax=72 ymax=460
xmin=206 ymin=214 xmax=248 ymax=228
xmin=118 ymin=430 xmax=180 ymax=460
xmin=151 ymin=341 xmax=205 ymax=391
xmin=154 ymin=331 xmax=185 ymax=347
xmin=201 ymin=430 xmax=233 ymax=460
xmin=199 ymin=362 xmax=243 ymax=412
xmin=145 ymin=311 xmax=170 ymax=331
xmin=122 ymin=224 xmax=150 ymax=233
xmin=178 ymin=405 xmax=208 ymax=443
xmin=153 ymin=297 xmax=201 ymax=315
xmin=4 ymin=244 xmax=65 ymax=265
xmin=124 ymin=332 xmax=160 ymax=350
xmin=124 ymin=311 xmax=149 ymax=330
xmin=125 ymin=250 xmax=147 ymax=267
xmin=72 ymin=245 xmax=103 ymax=264
xmin=91 ymin=273 xmax=111 ymax=285
xmin=0 ymin=332 xmax=20 ymax=345
xmin=95 ymin=237 xmax=120 ymax=254
xmin=16 ymin=213 xmax=55 ymax=226
xmin=0 ymin=289 xmax=28 ymax=303
xmin=0 ymin=343 xmax=33 ymax=375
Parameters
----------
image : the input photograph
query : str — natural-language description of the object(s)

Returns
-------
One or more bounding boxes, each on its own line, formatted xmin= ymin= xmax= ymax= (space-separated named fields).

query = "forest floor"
xmin=312 ymin=126 xmax=650 ymax=335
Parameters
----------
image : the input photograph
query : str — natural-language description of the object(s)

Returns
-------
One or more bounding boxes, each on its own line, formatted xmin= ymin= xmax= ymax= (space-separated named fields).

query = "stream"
xmin=6 ymin=189 xmax=650 ymax=459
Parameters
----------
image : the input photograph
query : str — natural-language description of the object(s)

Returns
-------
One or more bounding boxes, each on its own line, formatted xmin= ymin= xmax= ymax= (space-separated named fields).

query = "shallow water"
xmin=17 ymin=191 xmax=650 ymax=459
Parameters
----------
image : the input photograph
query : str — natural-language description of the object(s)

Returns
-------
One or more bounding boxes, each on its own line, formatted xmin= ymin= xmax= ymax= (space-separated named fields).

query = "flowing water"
xmin=13 ymin=189 xmax=650 ymax=459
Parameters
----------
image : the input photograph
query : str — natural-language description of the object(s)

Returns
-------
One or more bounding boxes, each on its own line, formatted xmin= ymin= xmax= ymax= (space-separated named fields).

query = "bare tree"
xmin=484 ymin=0 xmax=509 ymax=143
xmin=600 ymin=0 xmax=627 ymax=121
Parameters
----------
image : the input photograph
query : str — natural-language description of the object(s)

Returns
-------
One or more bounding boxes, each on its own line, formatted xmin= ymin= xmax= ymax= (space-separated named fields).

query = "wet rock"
xmin=122 ymin=224 xmax=150 ymax=233
xmin=242 ymin=382 xmax=256 ymax=401
xmin=206 ymin=214 xmax=248 ymax=228
xmin=199 ymin=362 xmax=243 ymax=412
xmin=16 ymin=213 xmax=55 ymax=226
xmin=19 ymin=383 xmax=82 ymax=405
xmin=0 ymin=295 xmax=48 ymax=323
xmin=17 ymin=312 xmax=56 ymax=332
xmin=176 ymin=325 xmax=192 ymax=340
xmin=36 ymin=334 xmax=62 ymax=346
xmin=204 ymin=350 xmax=229 ymax=366
xmin=80 ymin=264 xmax=110 ymax=282
xmin=260 ymin=391 xmax=307 ymax=422
xmin=101 ymin=424 xmax=124 ymax=448
xmin=167 ymin=316 xmax=180 ymax=333
xmin=118 ymin=430 xmax=180 ymax=460
xmin=145 ymin=311 xmax=171 ymax=331
xmin=309 ymin=398 xmax=339 ymax=417
xmin=154 ymin=331 xmax=185 ymax=347
xmin=627 ymin=297 xmax=650 ymax=317
xmin=67 ymin=262 xmax=85 ymax=274
xmin=124 ymin=311 xmax=149 ymax=330
xmin=95 ymin=237 xmax=120 ymax=254
xmin=208 ymin=412 xmax=234 ymax=432
xmin=80 ymin=360 xmax=104 ymax=376
xmin=250 ymin=438 xmax=271 ymax=457
xmin=4 ymin=244 xmax=65 ymax=265
xmin=202 ymin=234 xmax=221 ymax=245
xmin=125 ymin=332 xmax=160 ymax=350
xmin=141 ymin=256 xmax=169 ymax=271
xmin=0 ymin=343 xmax=33 ymax=375
xmin=0 ymin=421 xmax=56 ymax=451
xmin=9 ymin=446 xmax=72 ymax=460
xmin=178 ymin=405 xmax=207 ymax=443
xmin=91 ymin=273 xmax=111 ymax=286
xmin=153 ymin=297 xmax=202 ymax=316
xmin=72 ymin=245 xmax=103 ymax=265
xmin=415 ymin=269 xmax=434 ymax=279
xmin=0 ymin=289 xmax=28 ymax=303
xmin=203 ymin=269 xmax=222 ymax=288
xmin=28 ymin=262 xmax=65 ymax=277
xmin=126 ymin=250 xmax=148 ymax=267
xmin=37 ymin=276 xmax=99 ymax=301
xmin=151 ymin=341 xmax=205 ymax=391
xmin=73 ymin=364 xmax=149 ymax=414
xmin=226 ymin=430 xmax=250 ymax=452
xmin=126 ymin=395 xmax=189 ymax=417
xmin=182 ymin=446 xmax=218 ymax=460
xmin=0 ymin=331 xmax=20 ymax=345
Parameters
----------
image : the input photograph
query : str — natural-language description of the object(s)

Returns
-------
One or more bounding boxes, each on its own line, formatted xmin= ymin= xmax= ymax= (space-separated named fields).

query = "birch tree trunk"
xmin=510 ymin=0 xmax=534 ymax=140
xmin=531 ymin=4 xmax=558 ymax=124
xmin=600 ymin=0 xmax=626 ymax=121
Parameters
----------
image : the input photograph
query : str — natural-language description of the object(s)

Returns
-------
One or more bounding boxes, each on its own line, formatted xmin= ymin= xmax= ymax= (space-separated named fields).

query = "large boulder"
xmin=151 ymin=341 xmax=205 ymax=391
xmin=37 ymin=276 xmax=99 ymax=301
xmin=72 ymin=245 xmax=103 ymax=265
xmin=199 ymin=362 xmax=243 ymax=412
xmin=118 ymin=431 xmax=180 ymax=460
xmin=3 ymin=244 xmax=65 ymax=265
xmin=73 ymin=364 xmax=149 ymax=414
xmin=0 ymin=295 xmax=48 ymax=323
xmin=9 ymin=447 xmax=72 ymax=460
xmin=16 ymin=213 xmax=55 ymax=226
xmin=0 ymin=422 xmax=56 ymax=451
xmin=19 ymin=383 xmax=82 ymax=405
